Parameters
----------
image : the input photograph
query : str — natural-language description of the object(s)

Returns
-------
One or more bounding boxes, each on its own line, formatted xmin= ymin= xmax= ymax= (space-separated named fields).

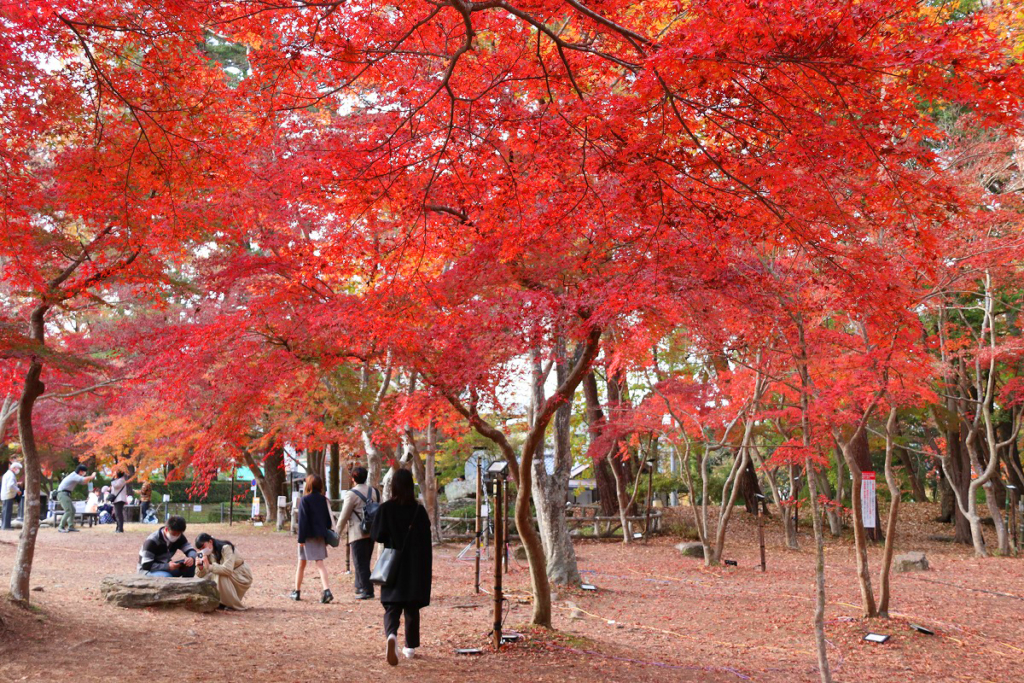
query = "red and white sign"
xmin=861 ymin=471 xmax=876 ymax=529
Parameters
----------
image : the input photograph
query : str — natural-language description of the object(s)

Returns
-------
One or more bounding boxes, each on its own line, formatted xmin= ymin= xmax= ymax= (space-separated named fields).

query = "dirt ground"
xmin=0 ymin=504 xmax=1022 ymax=682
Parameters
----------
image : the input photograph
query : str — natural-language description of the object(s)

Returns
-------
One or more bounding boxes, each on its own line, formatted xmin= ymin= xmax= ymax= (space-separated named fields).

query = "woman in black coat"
xmin=293 ymin=474 xmax=334 ymax=604
xmin=370 ymin=468 xmax=432 ymax=666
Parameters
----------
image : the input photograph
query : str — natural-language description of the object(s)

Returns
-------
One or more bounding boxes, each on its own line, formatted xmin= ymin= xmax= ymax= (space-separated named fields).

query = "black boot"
xmin=321 ymin=589 xmax=334 ymax=604
xmin=289 ymin=590 xmax=301 ymax=601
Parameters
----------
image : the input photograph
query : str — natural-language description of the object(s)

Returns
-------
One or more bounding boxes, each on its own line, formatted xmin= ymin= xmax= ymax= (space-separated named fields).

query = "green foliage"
xmin=448 ymin=502 xmax=477 ymax=519
xmin=649 ymin=472 xmax=686 ymax=497
xmin=152 ymin=480 xmax=253 ymax=504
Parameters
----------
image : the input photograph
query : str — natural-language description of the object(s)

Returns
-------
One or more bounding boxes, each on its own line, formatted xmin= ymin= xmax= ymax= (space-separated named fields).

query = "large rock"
xmin=675 ymin=542 xmax=706 ymax=559
xmin=894 ymin=551 xmax=929 ymax=573
xmin=444 ymin=479 xmax=477 ymax=501
xmin=100 ymin=574 xmax=220 ymax=613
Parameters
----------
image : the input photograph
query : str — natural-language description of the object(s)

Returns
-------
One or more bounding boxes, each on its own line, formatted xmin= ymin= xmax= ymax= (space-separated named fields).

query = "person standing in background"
xmin=293 ymin=474 xmax=334 ymax=604
xmin=334 ymin=466 xmax=378 ymax=600
xmin=110 ymin=469 xmax=131 ymax=533
xmin=1 ymin=461 xmax=22 ymax=530
xmin=56 ymin=464 xmax=96 ymax=533
xmin=139 ymin=481 xmax=152 ymax=522
xmin=86 ymin=487 xmax=101 ymax=514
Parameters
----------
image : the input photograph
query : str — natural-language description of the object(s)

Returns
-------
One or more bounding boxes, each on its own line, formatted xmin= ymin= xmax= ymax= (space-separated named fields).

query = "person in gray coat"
xmin=335 ymin=466 xmax=379 ymax=599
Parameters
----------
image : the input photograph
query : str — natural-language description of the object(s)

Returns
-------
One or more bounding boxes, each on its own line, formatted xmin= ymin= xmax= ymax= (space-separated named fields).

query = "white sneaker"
xmin=402 ymin=647 xmax=416 ymax=659
xmin=386 ymin=634 xmax=398 ymax=666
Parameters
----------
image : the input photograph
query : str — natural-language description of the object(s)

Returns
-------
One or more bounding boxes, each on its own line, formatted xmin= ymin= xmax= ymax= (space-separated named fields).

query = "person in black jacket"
xmin=370 ymin=468 xmax=432 ymax=666
xmin=293 ymin=474 xmax=334 ymax=604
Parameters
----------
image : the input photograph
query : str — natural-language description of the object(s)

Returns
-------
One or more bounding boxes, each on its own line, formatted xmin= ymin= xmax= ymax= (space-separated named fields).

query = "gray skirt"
xmin=298 ymin=537 xmax=328 ymax=561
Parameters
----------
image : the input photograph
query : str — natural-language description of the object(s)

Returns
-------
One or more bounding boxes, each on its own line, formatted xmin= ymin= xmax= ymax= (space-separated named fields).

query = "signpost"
xmin=1007 ymin=485 xmax=1019 ymax=554
xmin=491 ymin=474 xmax=504 ymax=649
xmin=756 ymin=493 xmax=767 ymax=572
xmin=475 ymin=459 xmax=482 ymax=594
xmin=643 ymin=458 xmax=655 ymax=543
xmin=486 ymin=459 xmax=510 ymax=649
xmin=861 ymin=471 xmax=877 ymax=529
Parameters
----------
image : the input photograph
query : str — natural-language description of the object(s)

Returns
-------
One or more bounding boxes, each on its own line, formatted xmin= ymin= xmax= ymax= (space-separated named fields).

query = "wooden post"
xmin=1007 ymin=486 xmax=1018 ymax=555
xmin=644 ymin=460 xmax=654 ymax=543
xmin=475 ymin=460 xmax=482 ymax=594
xmin=493 ymin=476 xmax=504 ymax=649
xmin=793 ymin=474 xmax=800 ymax=533
xmin=503 ymin=477 xmax=509 ymax=572
xmin=276 ymin=495 xmax=286 ymax=531
xmin=757 ymin=494 xmax=767 ymax=572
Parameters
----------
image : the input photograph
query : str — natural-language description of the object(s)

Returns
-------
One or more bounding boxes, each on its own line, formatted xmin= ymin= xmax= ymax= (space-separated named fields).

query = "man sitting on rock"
xmin=138 ymin=515 xmax=198 ymax=577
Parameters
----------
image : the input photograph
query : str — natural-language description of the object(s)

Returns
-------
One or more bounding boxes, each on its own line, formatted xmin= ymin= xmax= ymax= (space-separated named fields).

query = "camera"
xmin=196 ymin=551 xmax=204 ymax=563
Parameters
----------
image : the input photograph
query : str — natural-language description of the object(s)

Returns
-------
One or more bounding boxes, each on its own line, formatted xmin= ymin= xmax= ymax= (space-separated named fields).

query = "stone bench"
xmin=894 ymin=551 xmax=929 ymax=572
xmin=100 ymin=574 xmax=220 ymax=613
xmin=675 ymin=541 xmax=706 ymax=559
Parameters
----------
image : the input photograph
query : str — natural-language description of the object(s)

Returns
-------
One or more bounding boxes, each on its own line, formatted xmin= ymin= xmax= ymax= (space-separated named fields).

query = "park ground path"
xmin=1 ymin=504 xmax=1021 ymax=682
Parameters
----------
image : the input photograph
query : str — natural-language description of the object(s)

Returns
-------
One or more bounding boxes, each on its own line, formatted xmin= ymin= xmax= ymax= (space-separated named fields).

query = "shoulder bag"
xmin=370 ymin=506 xmax=420 ymax=587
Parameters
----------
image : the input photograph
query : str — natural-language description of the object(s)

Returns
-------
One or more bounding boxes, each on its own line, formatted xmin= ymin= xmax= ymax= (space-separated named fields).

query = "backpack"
xmin=351 ymin=487 xmax=380 ymax=535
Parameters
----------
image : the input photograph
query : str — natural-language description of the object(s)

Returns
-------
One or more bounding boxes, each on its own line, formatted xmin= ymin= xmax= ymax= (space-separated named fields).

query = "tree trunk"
xmin=850 ymin=428 xmax=881 ymax=543
xmin=425 ymin=420 xmax=441 ymax=543
xmin=447 ymin=327 xmax=600 ymax=627
xmin=938 ymin=471 xmax=955 ymax=523
xmin=361 ymin=431 xmax=385 ymax=489
xmin=894 ymin=423 xmax=927 ymax=502
xmin=948 ymin=424 xmax=973 ymax=544
xmin=402 ymin=418 xmax=438 ymax=540
xmin=582 ymin=370 xmax=623 ymax=516
xmin=878 ymin=409 xmax=901 ymax=618
xmin=9 ymin=358 xmax=45 ymax=603
xmin=530 ymin=344 xmax=581 ymax=585
xmin=784 ymin=464 xmax=800 ymax=549
xmin=9 ymin=304 xmax=49 ymax=604
xmin=739 ymin=457 xmax=764 ymax=515
xmin=841 ymin=431 xmax=878 ymax=618
xmin=805 ymin=456 xmax=833 ymax=682
xmin=608 ymin=448 xmax=633 ymax=543
xmin=821 ymin=452 xmax=843 ymax=537
xmin=748 ymin=444 xmax=798 ymax=548
xmin=709 ymin=443 xmax=750 ymax=565
xmin=604 ymin=366 xmax=637 ymax=541
xmin=795 ymin=318 xmax=832 ymax=683
xmin=243 ymin=446 xmax=285 ymax=517
xmin=328 ymin=442 xmax=340 ymax=500
xmin=984 ymin=479 xmax=1010 ymax=555
xmin=307 ymin=447 xmax=326 ymax=484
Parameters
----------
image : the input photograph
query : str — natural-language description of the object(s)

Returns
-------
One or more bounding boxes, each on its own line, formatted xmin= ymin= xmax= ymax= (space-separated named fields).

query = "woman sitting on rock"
xmin=195 ymin=532 xmax=253 ymax=610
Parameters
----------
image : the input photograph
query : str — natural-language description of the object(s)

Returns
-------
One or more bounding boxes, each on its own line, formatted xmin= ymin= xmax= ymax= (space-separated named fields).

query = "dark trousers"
xmin=384 ymin=602 xmax=421 ymax=649
xmin=351 ymin=537 xmax=373 ymax=596
xmin=113 ymin=501 xmax=125 ymax=532
xmin=140 ymin=501 xmax=150 ymax=520
xmin=1 ymin=498 xmax=14 ymax=529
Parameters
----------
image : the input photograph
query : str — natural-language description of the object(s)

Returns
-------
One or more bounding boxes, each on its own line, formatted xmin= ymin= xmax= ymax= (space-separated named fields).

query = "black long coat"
xmin=370 ymin=500 xmax=432 ymax=606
